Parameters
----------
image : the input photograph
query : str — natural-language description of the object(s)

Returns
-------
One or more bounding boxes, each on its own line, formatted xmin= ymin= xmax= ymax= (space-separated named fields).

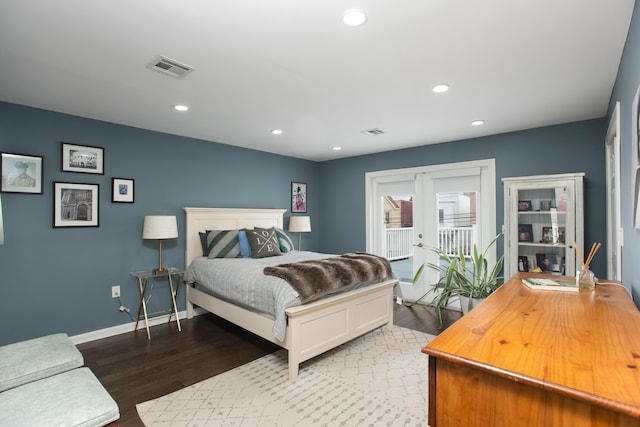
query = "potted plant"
xmin=410 ymin=235 xmax=504 ymax=323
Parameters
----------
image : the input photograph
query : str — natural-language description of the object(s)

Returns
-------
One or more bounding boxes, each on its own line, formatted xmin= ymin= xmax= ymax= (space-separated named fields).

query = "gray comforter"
xmin=183 ymin=251 xmax=333 ymax=341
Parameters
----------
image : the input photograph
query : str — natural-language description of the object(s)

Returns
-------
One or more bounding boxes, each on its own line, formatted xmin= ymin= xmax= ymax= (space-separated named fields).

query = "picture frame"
xmin=558 ymin=227 xmax=566 ymax=243
xmin=53 ymin=182 xmax=99 ymax=227
xmin=291 ymin=181 xmax=307 ymax=213
xmin=111 ymin=178 xmax=134 ymax=203
xmin=517 ymin=200 xmax=531 ymax=211
xmin=540 ymin=200 xmax=552 ymax=211
xmin=536 ymin=253 xmax=559 ymax=272
xmin=518 ymin=224 xmax=533 ymax=242
xmin=518 ymin=256 xmax=529 ymax=272
xmin=61 ymin=143 xmax=104 ymax=174
xmin=541 ymin=226 xmax=554 ymax=243
xmin=1 ymin=152 xmax=43 ymax=194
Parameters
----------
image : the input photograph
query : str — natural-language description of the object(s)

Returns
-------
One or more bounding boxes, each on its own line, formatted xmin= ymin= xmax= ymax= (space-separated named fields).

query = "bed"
xmin=183 ymin=207 xmax=397 ymax=380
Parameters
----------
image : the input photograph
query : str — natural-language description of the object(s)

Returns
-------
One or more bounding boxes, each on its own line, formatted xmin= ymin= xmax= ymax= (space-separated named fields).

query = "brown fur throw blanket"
xmin=263 ymin=252 xmax=394 ymax=303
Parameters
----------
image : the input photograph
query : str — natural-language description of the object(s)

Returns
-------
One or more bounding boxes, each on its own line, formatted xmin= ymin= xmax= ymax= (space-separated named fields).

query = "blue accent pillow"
xmin=238 ymin=229 xmax=251 ymax=258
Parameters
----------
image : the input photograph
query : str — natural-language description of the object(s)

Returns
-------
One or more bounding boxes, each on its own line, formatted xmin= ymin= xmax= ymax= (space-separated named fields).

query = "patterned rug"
xmin=136 ymin=326 xmax=434 ymax=427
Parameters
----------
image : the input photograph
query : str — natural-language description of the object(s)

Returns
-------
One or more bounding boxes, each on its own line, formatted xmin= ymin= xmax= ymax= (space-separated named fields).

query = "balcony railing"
xmin=385 ymin=226 xmax=476 ymax=260
xmin=385 ymin=227 xmax=414 ymax=260
xmin=438 ymin=226 xmax=476 ymax=258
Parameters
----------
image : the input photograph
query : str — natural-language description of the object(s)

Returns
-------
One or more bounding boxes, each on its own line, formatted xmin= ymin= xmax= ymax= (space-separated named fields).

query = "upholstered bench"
xmin=0 ymin=333 xmax=119 ymax=426
xmin=0 ymin=367 xmax=119 ymax=426
xmin=0 ymin=333 xmax=83 ymax=392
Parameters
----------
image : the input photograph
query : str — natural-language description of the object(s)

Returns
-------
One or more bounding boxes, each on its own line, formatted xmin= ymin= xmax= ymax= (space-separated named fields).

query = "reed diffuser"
xmin=574 ymin=241 xmax=601 ymax=290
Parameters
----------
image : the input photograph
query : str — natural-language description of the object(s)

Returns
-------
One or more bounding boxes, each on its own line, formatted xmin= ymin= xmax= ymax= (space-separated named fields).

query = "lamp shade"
xmin=289 ymin=216 xmax=311 ymax=233
xmin=142 ymin=215 xmax=178 ymax=240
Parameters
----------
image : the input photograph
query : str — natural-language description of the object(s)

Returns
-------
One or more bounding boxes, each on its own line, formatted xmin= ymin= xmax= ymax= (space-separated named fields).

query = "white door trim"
xmin=606 ymin=101 xmax=622 ymax=280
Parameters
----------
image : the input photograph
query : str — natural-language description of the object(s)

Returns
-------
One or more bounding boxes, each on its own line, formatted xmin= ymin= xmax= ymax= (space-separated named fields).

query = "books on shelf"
xmin=521 ymin=277 xmax=579 ymax=292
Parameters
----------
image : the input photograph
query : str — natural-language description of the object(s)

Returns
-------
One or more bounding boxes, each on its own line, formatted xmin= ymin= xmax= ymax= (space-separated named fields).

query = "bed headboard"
xmin=183 ymin=207 xmax=287 ymax=267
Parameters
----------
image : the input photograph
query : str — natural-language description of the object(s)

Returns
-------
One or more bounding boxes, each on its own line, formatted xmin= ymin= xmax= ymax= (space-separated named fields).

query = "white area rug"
xmin=137 ymin=326 xmax=434 ymax=427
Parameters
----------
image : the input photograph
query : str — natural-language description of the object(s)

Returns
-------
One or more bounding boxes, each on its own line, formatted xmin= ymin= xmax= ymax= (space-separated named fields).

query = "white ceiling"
xmin=0 ymin=1 xmax=635 ymax=161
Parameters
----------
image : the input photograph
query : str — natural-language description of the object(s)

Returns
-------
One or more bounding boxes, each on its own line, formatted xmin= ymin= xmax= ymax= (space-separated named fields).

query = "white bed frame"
xmin=183 ymin=207 xmax=397 ymax=380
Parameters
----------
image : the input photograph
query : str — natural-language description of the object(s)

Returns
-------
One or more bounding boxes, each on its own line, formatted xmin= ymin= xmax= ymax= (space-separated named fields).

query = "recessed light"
xmin=332 ymin=146 xmax=342 ymax=151
xmin=471 ymin=120 xmax=484 ymax=126
xmin=174 ymin=105 xmax=189 ymax=112
xmin=432 ymin=84 xmax=449 ymax=93
xmin=271 ymin=129 xmax=283 ymax=135
xmin=343 ymin=9 xmax=367 ymax=26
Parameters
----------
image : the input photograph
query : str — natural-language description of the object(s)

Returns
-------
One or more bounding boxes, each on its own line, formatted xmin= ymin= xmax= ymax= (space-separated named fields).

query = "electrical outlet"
xmin=112 ymin=285 xmax=120 ymax=298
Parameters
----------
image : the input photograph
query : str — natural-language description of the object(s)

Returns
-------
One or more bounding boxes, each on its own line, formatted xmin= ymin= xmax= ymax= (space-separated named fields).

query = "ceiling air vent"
xmin=361 ymin=128 xmax=385 ymax=136
xmin=147 ymin=55 xmax=194 ymax=79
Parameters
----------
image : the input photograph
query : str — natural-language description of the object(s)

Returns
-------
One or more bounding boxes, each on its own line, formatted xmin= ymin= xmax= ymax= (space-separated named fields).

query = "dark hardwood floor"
xmin=78 ymin=303 xmax=462 ymax=427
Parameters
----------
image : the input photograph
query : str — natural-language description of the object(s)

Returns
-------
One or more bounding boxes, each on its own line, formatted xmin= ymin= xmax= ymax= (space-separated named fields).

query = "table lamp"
xmin=288 ymin=216 xmax=311 ymax=250
xmin=143 ymin=215 xmax=178 ymax=274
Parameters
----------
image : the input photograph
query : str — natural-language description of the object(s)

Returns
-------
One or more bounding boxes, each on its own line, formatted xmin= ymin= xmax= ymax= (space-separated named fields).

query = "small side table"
xmin=129 ymin=268 xmax=184 ymax=340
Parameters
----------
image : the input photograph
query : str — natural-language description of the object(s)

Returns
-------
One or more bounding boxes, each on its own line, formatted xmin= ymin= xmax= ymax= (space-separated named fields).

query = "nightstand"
xmin=129 ymin=267 xmax=184 ymax=340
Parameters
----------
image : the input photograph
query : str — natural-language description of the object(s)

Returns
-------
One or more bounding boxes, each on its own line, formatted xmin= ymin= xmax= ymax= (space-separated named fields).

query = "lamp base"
xmin=153 ymin=267 xmax=169 ymax=275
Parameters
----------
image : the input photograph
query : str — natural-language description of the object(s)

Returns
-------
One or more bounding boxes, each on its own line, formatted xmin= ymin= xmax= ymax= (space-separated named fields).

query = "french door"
xmin=366 ymin=159 xmax=496 ymax=304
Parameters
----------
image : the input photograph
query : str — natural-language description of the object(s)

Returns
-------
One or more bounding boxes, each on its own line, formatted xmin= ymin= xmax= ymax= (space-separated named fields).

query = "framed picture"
xmin=517 ymin=200 xmax=531 ymax=211
xmin=540 ymin=200 xmax=552 ymax=211
xmin=53 ymin=182 xmax=99 ymax=227
xmin=518 ymin=256 xmax=529 ymax=272
xmin=1 ymin=153 xmax=43 ymax=194
xmin=536 ymin=253 xmax=559 ymax=272
xmin=112 ymin=178 xmax=134 ymax=203
xmin=61 ymin=143 xmax=104 ymax=174
xmin=291 ymin=182 xmax=307 ymax=213
xmin=558 ymin=227 xmax=566 ymax=243
xmin=518 ymin=224 xmax=533 ymax=242
xmin=541 ymin=226 xmax=554 ymax=243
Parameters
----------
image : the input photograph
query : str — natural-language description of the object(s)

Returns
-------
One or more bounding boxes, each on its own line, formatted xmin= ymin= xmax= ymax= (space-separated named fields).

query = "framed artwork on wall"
xmin=111 ymin=178 xmax=134 ymax=203
xmin=53 ymin=182 xmax=99 ymax=227
xmin=61 ymin=142 xmax=104 ymax=174
xmin=292 ymin=181 xmax=307 ymax=213
xmin=1 ymin=152 xmax=43 ymax=194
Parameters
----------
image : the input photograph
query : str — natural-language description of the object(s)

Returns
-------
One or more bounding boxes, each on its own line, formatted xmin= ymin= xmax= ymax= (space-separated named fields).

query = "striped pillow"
xmin=205 ymin=230 xmax=241 ymax=258
xmin=272 ymin=227 xmax=295 ymax=252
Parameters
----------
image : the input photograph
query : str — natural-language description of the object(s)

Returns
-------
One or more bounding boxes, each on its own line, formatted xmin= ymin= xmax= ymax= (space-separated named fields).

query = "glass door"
xmin=383 ymin=193 xmax=416 ymax=283
xmin=513 ymin=183 xmax=574 ymax=277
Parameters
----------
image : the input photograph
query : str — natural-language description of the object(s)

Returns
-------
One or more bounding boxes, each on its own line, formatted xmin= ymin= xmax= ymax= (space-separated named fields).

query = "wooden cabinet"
xmin=502 ymin=173 xmax=584 ymax=279
xmin=421 ymin=274 xmax=640 ymax=427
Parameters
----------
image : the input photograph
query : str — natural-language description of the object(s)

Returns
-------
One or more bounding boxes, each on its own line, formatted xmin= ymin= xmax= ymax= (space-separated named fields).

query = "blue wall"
xmin=318 ymin=120 xmax=608 ymax=279
xmin=608 ymin=0 xmax=640 ymax=301
xmin=0 ymin=102 xmax=320 ymax=345
xmin=0 ymin=75 xmax=622 ymax=344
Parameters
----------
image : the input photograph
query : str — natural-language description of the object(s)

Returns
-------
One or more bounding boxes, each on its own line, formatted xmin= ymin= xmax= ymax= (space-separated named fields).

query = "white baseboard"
xmin=69 ymin=308 xmax=207 ymax=345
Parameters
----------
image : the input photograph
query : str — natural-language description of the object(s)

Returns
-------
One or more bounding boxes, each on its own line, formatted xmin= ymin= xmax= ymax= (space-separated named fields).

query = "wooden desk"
xmin=422 ymin=273 xmax=640 ymax=426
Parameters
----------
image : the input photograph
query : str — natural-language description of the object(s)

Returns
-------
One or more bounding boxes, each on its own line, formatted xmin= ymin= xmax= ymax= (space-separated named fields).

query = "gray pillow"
xmin=247 ymin=228 xmax=283 ymax=258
